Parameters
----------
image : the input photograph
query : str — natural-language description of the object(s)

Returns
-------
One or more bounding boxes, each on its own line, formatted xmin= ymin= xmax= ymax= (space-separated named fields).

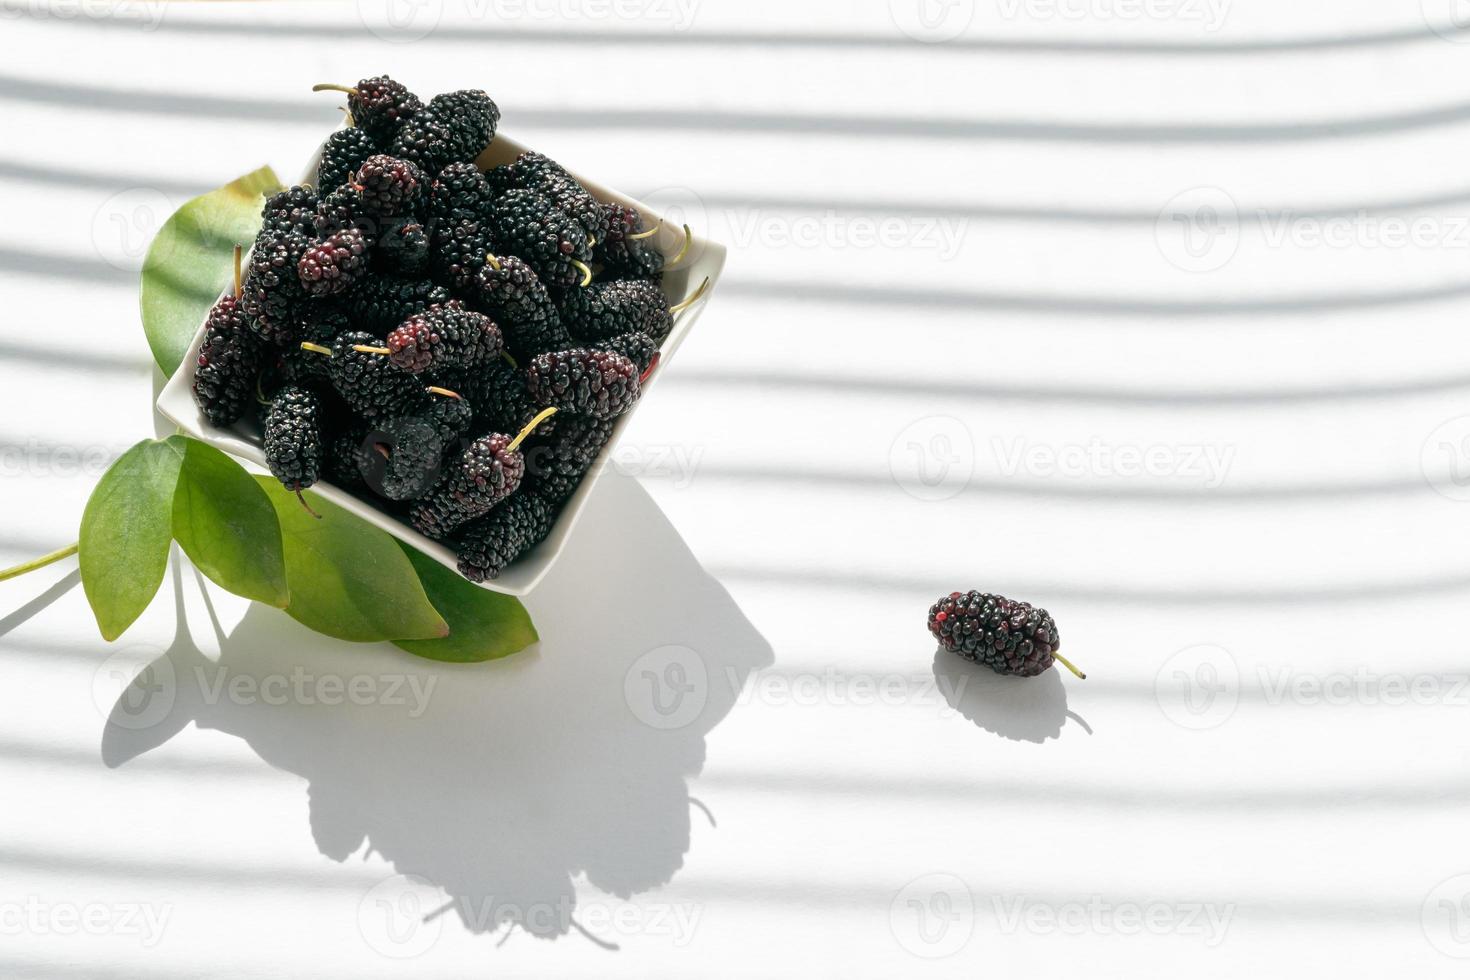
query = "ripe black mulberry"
xmin=298 ymin=228 xmax=370 ymax=297
xmin=263 ymin=385 xmax=324 ymax=492
xmin=490 ymin=188 xmax=593 ymax=290
xmin=526 ymin=348 xmax=640 ymax=419
xmin=386 ymin=301 xmax=502 ymax=374
xmin=928 ymin=591 xmax=1082 ymax=679
xmin=454 ymin=493 xmax=556 ymax=582
xmin=560 ymin=279 xmax=672 ymax=343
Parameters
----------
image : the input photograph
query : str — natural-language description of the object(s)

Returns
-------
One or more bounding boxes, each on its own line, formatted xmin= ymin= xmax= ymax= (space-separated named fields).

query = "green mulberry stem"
xmin=0 ymin=543 xmax=79 ymax=583
xmin=506 ymin=408 xmax=558 ymax=453
xmin=1053 ymin=651 xmax=1086 ymax=680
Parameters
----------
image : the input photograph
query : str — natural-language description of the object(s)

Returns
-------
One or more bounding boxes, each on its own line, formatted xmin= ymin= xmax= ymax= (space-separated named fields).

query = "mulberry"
xmin=316 ymin=129 xmax=378 ymax=193
xmin=560 ymin=278 xmax=671 ymax=344
xmin=298 ymin=228 xmax=370 ymax=297
xmin=430 ymin=216 xmax=496 ymax=291
xmin=526 ymin=348 xmax=639 ymax=420
xmin=490 ymin=188 xmax=593 ymax=290
xmin=596 ymin=331 xmax=657 ymax=374
xmin=261 ymin=185 xmax=319 ymax=237
xmin=354 ymin=154 xmax=423 ymax=217
xmin=386 ymin=301 xmax=502 ymax=374
xmin=441 ymin=360 xmax=549 ymax=438
xmin=345 ymin=276 xmax=451 ymax=333
xmin=499 ymin=151 xmax=602 ymax=240
xmin=522 ymin=414 xmax=613 ymax=504
xmin=371 ymin=398 xmax=474 ymax=499
xmin=426 ymin=162 xmax=495 ymax=225
xmin=469 ymin=254 xmax=570 ymax=358
xmin=409 ymin=431 xmax=528 ymax=540
xmin=241 ymin=226 xmax=312 ymax=346
xmin=328 ymin=425 xmax=374 ymax=490
xmin=315 ymin=76 xmax=422 ymax=145
xmin=389 ymin=91 xmax=497 ymax=176
xmin=596 ymin=203 xmax=665 ymax=282
xmin=927 ymin=591 xmax=1083 ymax=679
xmin=313 ymin=186 xmax=377 ymax=237
xmin=454 ymin=492 xmax=556 ymax=582
xmin=192 ymin=254 xmax=263 ymax=427
xmin=315 ymin=330 xmax=426 ymax=419
xmin=263 ymin=385 xmax=324 ymax=492
xmin=374 ymin=219 xmax=431 ymax=275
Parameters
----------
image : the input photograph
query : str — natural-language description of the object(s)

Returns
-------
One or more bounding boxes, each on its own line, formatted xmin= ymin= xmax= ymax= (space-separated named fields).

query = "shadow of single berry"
xmin=932 ymin=647 xmax=1089 ymax=743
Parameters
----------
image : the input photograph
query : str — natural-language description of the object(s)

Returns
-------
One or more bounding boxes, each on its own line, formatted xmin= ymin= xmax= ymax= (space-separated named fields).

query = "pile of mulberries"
xmin=191 ymin=75 xmax=704 ymax=582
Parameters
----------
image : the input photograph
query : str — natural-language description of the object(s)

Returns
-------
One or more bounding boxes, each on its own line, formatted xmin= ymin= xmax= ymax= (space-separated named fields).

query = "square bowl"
xmin=156 ymin=132 xmax=726 ymax=596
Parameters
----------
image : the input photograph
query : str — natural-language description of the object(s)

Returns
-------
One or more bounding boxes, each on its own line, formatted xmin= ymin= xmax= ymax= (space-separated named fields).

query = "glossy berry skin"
xmin=468 ymin=255 xmax=570 ymax=358
xmin=454 ymin=492 xmax=556 ymax=582
xmin=525 ymin=348 xmax=640 ymax=420
xmin=316 ymin=129 xmax=378 ymax=194
xmin=263 ymin=386 xmax=324 ymax=492
xmin=928 ymin=591 xmax=1062 ymax=677
xmin=390 ymin=91 xmax=497 ymax=176
xmin=241 ymin=227 xmax=312 ymax=346
xmin=409 ymin=432 xmax=525 ymax=540
xmin=348 ymin=75 xmax=423 ymax=145
xmin=261 ymin=185 xmax=319 ymax=237
xmin=354 ymin=155 xmax=423 ymax=217
xmin=299 ymin=228 xmax=370 ymax=297
xmin=441 ymin=361 xmax=552 ymax=440
xmin=522 ymin=414 xmax=613 ymax=505
xmin=192 ymin=293 xmax=262 ymax=427
xmin=372 ymin=399 xmax=472 ymax=500
xmin=325 ymin=330 xmax=425 ymax=419
xmin=490 ymin=189 xmax=593 ymax=290
xmin=499 ymin=151 xmax=602 ymax=240
xmin=596 ymin=331 xmax=657 ymax=374
xmin=560 ymin=279 xmax=673 ymax=344
xmin=596 ymin=202 xmax=664 ymax=282
xmin=346 ymin=276 xmax=451 ymax=333
xmin=386 ymin=301 xmax=502 ymax=374
xmin=426 ymin=162 xmax=495 ymax=225
xmin=431 ymin=215 xmax=496 ymax=292
xmin=374 ymin=219 xmax=431 ymax=275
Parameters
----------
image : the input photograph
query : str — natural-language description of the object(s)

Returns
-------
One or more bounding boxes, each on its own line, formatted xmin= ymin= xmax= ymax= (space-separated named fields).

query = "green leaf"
xmin=79 ymin=438 xmax=186 ymax=641
xmin=394 ymin=544 xmax=539 ymax=663
xmin=172 ymin=439 xmax=288 ymax=608
xmin=139 ymin=166 xmax=282 ymax=377
xmin=255 ymin=477 xmax=449 ymax=643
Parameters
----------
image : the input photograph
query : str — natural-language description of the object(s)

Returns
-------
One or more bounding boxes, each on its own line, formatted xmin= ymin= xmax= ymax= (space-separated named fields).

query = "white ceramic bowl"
xmin=156 ymin=132 xmax=726 ymax=595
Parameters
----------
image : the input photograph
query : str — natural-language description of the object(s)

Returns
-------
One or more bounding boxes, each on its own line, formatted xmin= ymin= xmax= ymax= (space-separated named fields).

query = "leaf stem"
xmin=0 ymin=543 xmax=79 ymax=583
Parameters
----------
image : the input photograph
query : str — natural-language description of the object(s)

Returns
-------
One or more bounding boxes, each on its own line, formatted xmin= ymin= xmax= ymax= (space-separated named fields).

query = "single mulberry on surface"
xmin=526 ymin=348 xmax=639 ymax=420
xmin=316 ymin=129 xmax=378 ymax=193
xmin=324 ymin=330 xmax=426 ymax=419
xmin=192 ymin=292 xmax=262 ymax=427
xmin=346 ymin=75 xmax=422 ymax=145
xmin=346 ymin=276 xmax=450 ymax=333
xmin=490 ymin=188 xmax=593 ymax=290
xmin=241 ymin=226 xmax=312 ymax=346
xmin=409 ymin=432 xmax=525 ymax=540
xmin=354 ymin=155 xmax=423 ymax=217
xmin=386 ymin=301 xmax=502 ymax=374
xmin=454 ymin=492 xmax=555 ymax=582
xmin=596 ymin=331 xmax=658 ymax=374
xmin=299 ymin=228 xmax=370 ymax=297
xmin=501 ymin=151 xmax=603 ymax=240
xmin=560 ymin=279 xmax=672 ymax=344
xmin=468 ymin=254 xmax=570 ymax=358
xmin=263 ymin=386 xmax=324 ymax=492
xmin=928 ymin=591 xmax=1079 ymax=678
xmin=596 ymin=202 xmax=665 ymax=282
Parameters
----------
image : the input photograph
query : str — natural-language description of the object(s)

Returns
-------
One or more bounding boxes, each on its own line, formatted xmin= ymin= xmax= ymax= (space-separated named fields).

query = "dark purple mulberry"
xmin=385 ymin=301 xmax=502 ymax=374
xmin=490 ymin=188 xmax=593 ymax=290
xmin=374 ymin=219 xmax=431 ymax=275
xmin=596 ymin=331 xmax=657 ymax=374
xmin=522 ymin=414 xmax=613 ymax=505
xmin=371 ymin=398 xmax=473 ymax=500
xmin=321 ymin=330 xmax=426 ymax=419
xmin=928 ymin=591 xmax=1081 ymax=679
xmin=241 ymin=226 xmax=312 ymax=346
xmin=261 ymin=186 xmax=319 ymax=237
xmin=454 ymin=493 xmax=556 ymax=582
xmin=526 ymin=348 xmax=640 ymax=420
xmin=316 ymin=129 xmax=378 ymax=194
xmin=263 ymin=386 xmax=324 ymax=492
xmin=468 ymin=254 xmax=570 ymax=358
xmin=341 ymin=75 xmax=422 ymax=145
xmin=499 ymin=151 xmax=602 ymax=240
xmin=345 ymin=276 xmax=451 ymax=333
xmin=409 ymin=432 xmax=526 ymax=540
xmin=192 ymin=291 xmax=262 ymax=427
xmin=354 ymin=155 xmax=423 ymax=216
xmin=560 ymin=278 xmax=672 ymax=343
xmin=596 ymin=202 xmax=665 ymax=282
xmin=298 ymin=228 xmax=370 ymax=297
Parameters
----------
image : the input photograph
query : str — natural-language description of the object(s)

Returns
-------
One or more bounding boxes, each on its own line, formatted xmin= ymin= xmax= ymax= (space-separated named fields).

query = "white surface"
xmin=1 ymin=2 xmax=1469 ymax=976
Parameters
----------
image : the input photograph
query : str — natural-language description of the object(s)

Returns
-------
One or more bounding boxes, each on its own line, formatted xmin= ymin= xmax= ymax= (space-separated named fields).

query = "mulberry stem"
xmin=312 ymin=83 xmax=359 ymax=97
xmin=426 ymin=386 xmax=462 ymax=400
xmin=501 ymin=351 xmax=519 ymax=369
xmin=0 ymin=543 xmax=79 ymax=583
xmin=300 ymin=342 xmax=333 ymax=357
xmin=506 ymin=407 xmax=558 ymax=453
xmin=669 ymin=277 xmax=711 ymax=315
xmin=295 ymin=490 xmax=323 ymax=520
xmin=232 ymin=244 xmax=243 ymax=300
xmin=353 ymin=344 xmax=393 ymax=355
xmin=628 ymin=219 xmax=663 ymax=241
xmin=571 ymin=259 xmax=593 ymax=287
xmin=665 ymin=224 xmax=693 ymax=268
xmin=1053 ymin=652 xmax=1086 ymax=680
xmin=485 ymin=253 xmax=502 ymax=272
